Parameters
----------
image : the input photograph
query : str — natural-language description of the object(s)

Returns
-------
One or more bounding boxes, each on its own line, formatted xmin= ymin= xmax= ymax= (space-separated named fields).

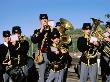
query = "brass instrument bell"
xmin=59 ymin=18 xmax=74 ymax=30
xmin=59 ymin=18 xmax=74 ymax=45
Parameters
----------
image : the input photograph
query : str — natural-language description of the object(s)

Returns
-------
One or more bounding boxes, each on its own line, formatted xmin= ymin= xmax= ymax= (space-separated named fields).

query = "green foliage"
xmin=69 ymin=28 xmax=82 ymax=52
xmin=26 ymin=36 xmax=37 ymax=57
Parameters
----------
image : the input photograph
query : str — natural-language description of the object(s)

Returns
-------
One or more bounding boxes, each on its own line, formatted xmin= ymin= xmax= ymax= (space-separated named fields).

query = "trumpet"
xmin=44 ymin=25 xmax=51 ymax=31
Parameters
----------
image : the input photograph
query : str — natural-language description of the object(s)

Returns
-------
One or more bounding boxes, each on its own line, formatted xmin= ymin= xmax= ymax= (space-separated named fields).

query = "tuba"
xmin=90 ymin=18 xmax=104 ymax=39
xmin=91 ymin=18 xmax=110 ymax=57
xmin=59 ymin=18 xmax=74 ymax=46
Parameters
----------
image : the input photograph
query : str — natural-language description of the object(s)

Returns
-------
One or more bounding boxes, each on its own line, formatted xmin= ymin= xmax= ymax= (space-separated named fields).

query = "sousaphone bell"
xmin=59 ymin=18 xmax=74 ymax=46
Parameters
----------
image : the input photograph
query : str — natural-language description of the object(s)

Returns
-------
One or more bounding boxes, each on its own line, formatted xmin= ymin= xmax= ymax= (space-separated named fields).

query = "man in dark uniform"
xmin=55 ymin=22 xmax=72 ymax=82
xmin=77 ymin=23 xmax=99 ymax=82
xmin=31 ymin=14 xmax=51 ymax=82
xmin=9 ymin=26 xmax=29 ymax=82
xmin=46 ymin=28 xmax=70 ymax=82
xmin=0 ymin=30 xmax=13 ymax=82
xmin=100 ymin=22 xmax=110 ymax=82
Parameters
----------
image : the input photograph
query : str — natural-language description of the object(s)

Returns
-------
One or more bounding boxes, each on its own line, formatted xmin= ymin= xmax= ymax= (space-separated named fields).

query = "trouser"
xmin=62 ymin=67 xmax=68 ymax=82
xmin=38 ymin=53 xmax=49 ymax=82
xmin=3 ymin=73 xmax=13 ymax=82
xmin=100 ymin=56 xmax=110 ymax=82
xmin=80 ymin=62 xmax=98 ymax=82
xmin=0 ymin=76 xmax=3 ymax=82
xmin=104 ymin=75 xmax=110 ymax=82
xmin=0 ymin=65 xmax=4 ymax=82
xmin=0 ymin=73 xmax=3 ymax=82
xmin=102 ymin=75 xmax=110 ymax=82
xmin=46 ymin=69 xmax=65 ymax=82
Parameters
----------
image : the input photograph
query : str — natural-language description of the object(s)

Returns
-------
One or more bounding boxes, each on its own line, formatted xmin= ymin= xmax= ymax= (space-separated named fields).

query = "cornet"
xmin=44 ymin=25 xmax=51 ymax=31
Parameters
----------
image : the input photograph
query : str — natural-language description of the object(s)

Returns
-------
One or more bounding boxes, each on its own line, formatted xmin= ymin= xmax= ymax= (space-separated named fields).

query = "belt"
xmin=51 ymin=64 xmax=65 ymax=72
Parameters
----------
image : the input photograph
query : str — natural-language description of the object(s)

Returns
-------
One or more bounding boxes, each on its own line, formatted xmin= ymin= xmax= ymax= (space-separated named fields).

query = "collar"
xmin=3 ymin=42 xmax=8 ymax=47
xmin=83 ymin=33 xmax=90 ymax=38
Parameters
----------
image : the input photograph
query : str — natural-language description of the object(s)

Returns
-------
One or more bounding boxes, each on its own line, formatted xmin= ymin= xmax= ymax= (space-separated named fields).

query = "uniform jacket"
xmin=77 ymin=36 xmax=97 ymax=65
xmin=31 ymin=28 xmax=51 ymax=53
xmin=47 ymin=45 xmax=71 ymax=71
xmin=0 ymin=42 xmax=14 ymax=72
xmin=11 ymin=40 xmax=29 ymax=66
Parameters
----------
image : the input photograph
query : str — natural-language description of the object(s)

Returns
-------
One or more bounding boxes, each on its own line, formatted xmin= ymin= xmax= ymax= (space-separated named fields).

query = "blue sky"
xmin=0 ymin=0 xmax=110 ymax=43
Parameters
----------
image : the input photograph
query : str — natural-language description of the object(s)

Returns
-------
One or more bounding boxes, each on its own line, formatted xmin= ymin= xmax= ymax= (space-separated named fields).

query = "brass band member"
xmin=100 ymin=22 xmax=110 ymax=82
xmin=46 ymin=28 xmax=70 ymax=82
xmin=55 ymin=22 xmax=72 ymax=82
xmin=11 ymin=26 xmax=29 ymax=66
xmin=31 ymin=14 xmax=51 ymax=82
xmin=77 ymin=23 xmax=99 ymax=82
xmin=0 ymin=30 xmax=12 ymax=82
xmin=9 ymin=26 xmax=29 ymax=82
